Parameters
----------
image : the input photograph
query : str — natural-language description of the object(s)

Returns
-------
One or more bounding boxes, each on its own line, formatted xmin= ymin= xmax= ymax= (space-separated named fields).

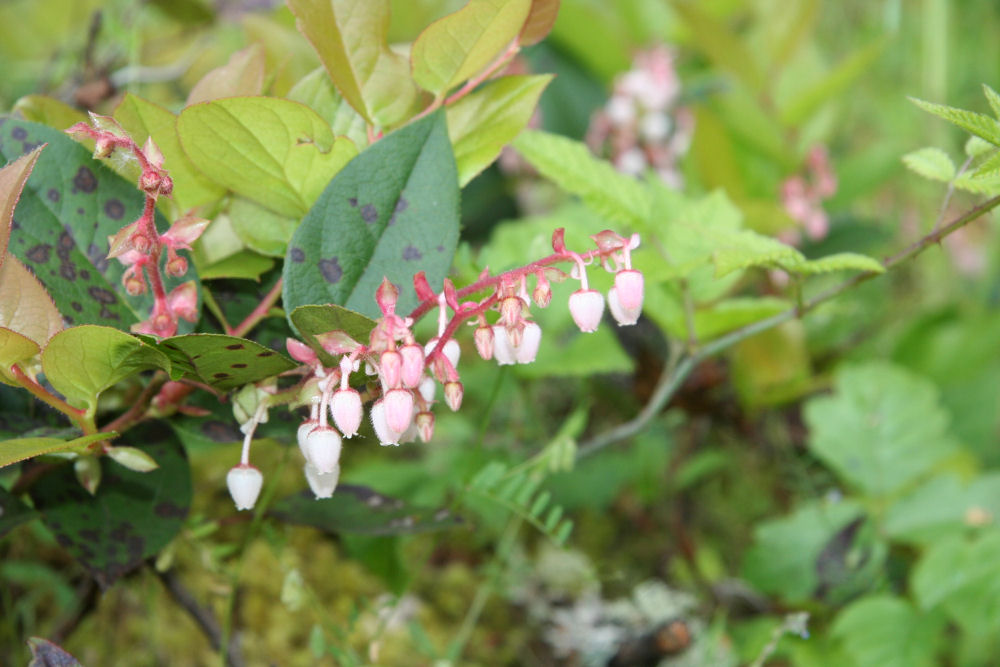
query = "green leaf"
xmin=154 ymin=334 xmax=296 ymax=391
xmin=982 ymin=83 xmax=1000 ymax=119
xmin=519 ymin=0 xmax=561 ymax=45
xmin=742 ymin=499 xmax=864 ymax=602
xmin=912 ymin=531 xmax=1000 ymax=610
xmin=228 ymin=197 xmax=300 ymax=258
xmin=177 ymin=97 xmax=358 ymax=218
xmin=195 ymin=249 xmax=275 ymax=282
xmin=106 ymin=445 xmax=158 ymax=472
xmin=693 ymin=297 xmax=790 ymax=340
xmin=0 ymin=118 xmax=196 ymax=331
xmin=411 ymin=0 xmax=531 ymax=97
xmin=41 ymin=325 xmax=171 ymax=411
xmin=268 ymin=485 xmax=460 ymax=535
xmin=447 ymin=74 xmax=552 ymax=186
xmin=966 ymin=136 xmax=995 ymax=158
xmin=286 ymin=0 xmax=424 ymax=127
xmin=902 ymin=147 xmax=956 ymax=182
xmin=670 ymin=0 xmax=763 ymax=91
xmin=186 ymin=44 xmax=266 ymax=106
xmin=803 ymin=362 xmax=956 ymax=496
xmin=885 ymin=473 xmax=1000 ymax=544
xmin=0 ymin=327 xmax=39 ymax=385
xmin=113 ymin=93 xmax=225 ymax=211
xmin=513 ymin=130 xmax=651 ymax=229
xmin=28 ymin=429 xmax=191 ymax=589
xmin=289 ymin=304 xmax=377 ymax=365
xmin=711 ymin=230 xmax=805 ymax=277
xmin=283 ymin=111 xmax=460 ymax=321
xmin=832 ymin=595 xmax=943 ymax=667
xmin=0 ymin=486 xmax=38 ymax=538
xmin=0 ymin=144 xmax=44 ymax=262
xmin=0 ymin=255 xmax=64 ymax=346
xmin=911 ymin=97 xmax=1000 ymax=146
xmin=972 ymin=148 xmax=1000 ymax=177
xmin=779 ymin=40 xmax=885 ymax=125
xmin=287 ymin=66 xmax=368 ymax=148
xmin=0 ymin=432 xmax=110 ymax=469
xmin=794 ymin=252 xmax=884 ymax=275
xmin=12 ymin=94 xmax=88 ymax=131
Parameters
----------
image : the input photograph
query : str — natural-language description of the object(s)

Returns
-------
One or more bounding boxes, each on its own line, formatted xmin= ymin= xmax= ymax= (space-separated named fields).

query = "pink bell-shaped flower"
xmin=415 ymin=411 xmax=435 ymax=443
xmin=492 ymin=326 xmax=516 ymax=366
xmin=330 ymin=388 xmax=363 ymax=438
xmin=444 ymin=381 xmax=463 ymax=411
xmin=608 ymin=287 xmax=641 ymax=326
xmin=613 ymin=269 xmax=644 ymax=312
xmin=418 ymin=376 xmax=436 ymax=403
xmin=304 ymin=462 xmax=340 ymax=499
xmin=226 ymin=464 xmax=263 ymax=511
xmin=384 ymin=388 xmax=415 ymax=434
xmin=381 ymin=349 xmax=402 ymax=388
xmin=371 ymin=399 xmax=402 ymax=446
xmin=399 ymin=343 xmax=425 ymax=388
xmin=474 ymin=324 xmax=494 ymax=360
xmin=569 ymin=289 xmax=605 ymax=333
xmin=425 ymin=337 xmax=461 ymax=369
xmin=514 ymin=322 xmax=542 ymax=364
xmin=304 ymin=425 xmax=342 ymax=474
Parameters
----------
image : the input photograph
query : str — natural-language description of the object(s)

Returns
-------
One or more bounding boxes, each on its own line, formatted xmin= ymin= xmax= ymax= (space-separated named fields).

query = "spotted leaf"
xmin=154 ymin=333 xmax=296 ymax=391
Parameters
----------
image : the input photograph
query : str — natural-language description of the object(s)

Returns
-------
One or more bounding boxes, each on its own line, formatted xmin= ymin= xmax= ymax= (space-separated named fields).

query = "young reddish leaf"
xmin=411 ymin=0 xmax=532 ymax=97
xmin=519 ymin=0 xmax=561 ymax=45
xmin=186 ymin=44 xmax=266 ymax=106
xmin=0 ymin=145 xmax=45 ymax=265
xmin=0 ymin=254 xmax=63 ymax=346
xmin=286 ymin=0 xmax=424 ymax=127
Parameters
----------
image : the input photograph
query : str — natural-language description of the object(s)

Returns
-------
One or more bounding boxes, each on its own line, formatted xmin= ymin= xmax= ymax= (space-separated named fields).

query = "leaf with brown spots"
xmin=28 ymin=428 xmax=191 ymax=589
xmin=154 ymin=333 xmax=296 ymax=391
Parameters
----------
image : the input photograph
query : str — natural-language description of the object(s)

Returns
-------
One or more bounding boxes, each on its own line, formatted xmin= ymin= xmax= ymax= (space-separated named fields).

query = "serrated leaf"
xmin=13 ymin=94 xmax=88 ymax=131
xmin=0 ymin=327 xmax=40 ymax=385
xmin=447 ymin=74 xmax=551 ymax=186
xmin=0 ymin=144 xmax=43 ymax=262
xmin=711 ymin=229 xmax=805 ymax=277
xmin=177 ymin=97 xmax=358 ymax=218
xmin=513 ymin=129 xmax=651 ymax=229
xmin=411 ymin=0 xmax=531 ymax=97
xmin=42 ymin=326 xmax=171 ymax=411
xmin=186 ymin=44 xmax=265 ymax=106
xmin=0 ymin=118 xmax=196 ymax=331
xmin=804 ymin=362 xmax=956 ymax=496
xmin=287 ymin=0 xmax=424 ymax=127
xmin=228 ymin=197 xmax=299 ymax=258
xmin=966 ymin=135 xmax=995 ymax=158
xmin=911 ymin=97 xmax=1000 ymax=146
xmin=289 ymin=304 xmax=376 ymax=366
xmin=268 ymin=485 xmax=460 ymax=535
xmin=972 ymin=148 xmax=1000 ymax=178
xmin=902 ymin=147 xmax=956 ymax=182
xmin=0 ymin=255 xmax=64 ymax=346
xmin=113 ymin=93 xmax=224 ymax=211
xmin=283 ymin=111 xmax=459 ymax=321
xmin=795 ymin=252 xmax=884 ymax=275
xmin=287 ymin=66 xmax=368 ymax=148
xmin=519 ymin=0 xmax=561 ymax=45
xmin=885 ymin=473 xmax=1000 ymax=544
xmin=912 ymin=531 xmax=1000 ymax=610
xmin=832 ymin=596 xmax=943 ymax=667
xmin=953 ymin=171 xmax=1000 ymax=195
xmin=983 ymin=84 xmax=1000 ymax=119
xmin=0 ymin=431 xmax=110 ymax=469
xmin=154 ymin=333 xmax=295 ymax=390
xmin=28 ymin=429 xmax=191 ymax=589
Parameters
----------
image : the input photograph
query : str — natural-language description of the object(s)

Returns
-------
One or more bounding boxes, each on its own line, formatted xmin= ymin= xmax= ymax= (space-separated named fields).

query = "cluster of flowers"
xmin=779 ymin=145 xmax=838 ymax=244
xmin=226 ymin=229 xmax=645 ymax=511
xmin=66 ymin=114 xmax=205 ymax=337
xmin=586 ymin=45 xmax=694 ymax=187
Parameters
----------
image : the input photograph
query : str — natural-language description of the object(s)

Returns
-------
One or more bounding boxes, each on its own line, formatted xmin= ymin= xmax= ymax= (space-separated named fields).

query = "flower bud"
xmin=384 ymin=388 xmax=414 ymax=434
xmin=500 ymin=295 xmax=522 ymax=325
xmin=159 ymin=174 xmax=174 ymax=196
xmin=286 ymin=338 xmax=318 ymax=365
xmin=140 ymin=169 xmax=162 ymax=194
xmin=444 ymin=381 xmax=463 ymax=411
xmin=304 ymin=426 xmax=342 ymax=474
xmin=569 ymin=289 xmax=605 ymax=333
xmin=93 ymin=137 xmax=115 ymax=159
xmin=330 ymin=388 xmax=363 ymax=437
xmin=399 ymin=343 xmax=425 ymax=388
xmin=514 ymin=322 xmax=542 ymax=364
xmin=304 ymin=462 xmax=340 ymax=499
xmin=415 ymin=411 xmax=435 ymax=443
xmin=532 ymin=275 xmax=552 ymax=308
xmin=297 ymin=420 xmax=319 ymax=461
xmin=507 ymin=322 xmax=524 ymax=348
xmin=474 ymin=324 xmax=494 ymax=360
xmin=614 ymin=269 xmax=644 ymax=312
xmin=381 ymin=349 xmax=402 ymax=389
xmin=226 ymin=464 xmax=263 ymax=511
xmin=424 ymin=337 xmax=461 ymax=369
xmin=124 ymin=275 xmax=146 ymax=296
xmin=166 ymin=255 xmax=188 ymax=278
xmin=167 ymin=281 xmax=198 ymax=323
xmin=371 ymin=399 xmax=401 ymax=446
xmin=492 ymin=326 xmax=516 ymax=366
xmin=130 ymin=232 xmax=153 ymax=254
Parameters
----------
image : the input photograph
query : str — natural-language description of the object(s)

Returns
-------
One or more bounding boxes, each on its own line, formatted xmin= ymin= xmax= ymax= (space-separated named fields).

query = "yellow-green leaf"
xmin=0 ymin=432 xmax=111 ymax=469
xmin=0 ymin=327 xmax=39 ymax=386
xmin=186 ymin=44 xmax=266 ymax=106
xmin=519 ymin=0 xmax=561 ymax=46
xmin=0 ymin=255 xmax=63 ymax=346
xmin=12 ymin=94 xmax=88 ymax=131
xmin=411 ymin=0 xmax=531 ymax=97
xmin=902 ymin=147 xmax=956 ymax=182
xmin=795 ymin=253 xmax=884 ymax=275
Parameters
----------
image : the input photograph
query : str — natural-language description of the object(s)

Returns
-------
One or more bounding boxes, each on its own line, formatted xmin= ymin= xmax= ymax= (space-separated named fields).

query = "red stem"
xmin=230 ymin=278 xmax=283 ymax=338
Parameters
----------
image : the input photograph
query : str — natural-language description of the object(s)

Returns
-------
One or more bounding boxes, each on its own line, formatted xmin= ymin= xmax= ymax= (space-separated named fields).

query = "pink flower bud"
xmin=474 ymin=324 xmax=494 ymax=360
xmin=399 ymin=343 xmax=425 ymax=388
xmin=286 ymin=338 xmax=318 ymax=365
xmin=381 ymin=349 xmax=402 ymax=388
xmin=166 ymin=255 xmax=188 ymax=278
xmin=608 ymin=287 xmax=640 ymax=326
xmin=140 ymin=169 xmax=162 ymax=194
xmin=415 ymin=411 xmax=435 ymax=443
xmin=500 ymin=295 xmax=522 ymax=325
xmin=304 ymin=426 xmax=342 ymax=474
xmin=297 ymin=420 xmax=318 ymax=460
xmin=384 ymin=388 xmax=414 ymax=434
xmin=167 ymin=281 xmax=199 ymax=322
xmin=614 ymin=269 xmax=644 ymax=312
xmin=375 ymin=277 xmax=399 ymax=315
xmin=444 ymin=381 xmax=463 ymax=411
xmin=371 ymin=399 xmax=401 ymax=446
xmin=533 ymin=275 xmax=552 ymax=308
xmin=492 ymin=326 xmax=516 ymax=366
xmin=514 ymin=322 xmax=542 ymax=364
xmin=304 ymin=462 xmax=339 ymax=499
xmin=130 ymin=232 xmax=153 ymax=254
xmin=93 ymin=137 xmax=114 ymax=159
xmin=226 ymin=464 xmax=263 ymax=511
xmin=124 ymin=275 xmax=146 ymax=296
xmin=159 ymin=174 xmax=174 ymax=196
xmin=507 ymin=322 xmax=524 ymax=348
xmin=330 ymin=388 xmax=363 ymax=437
xmin=569 ymin=289 xmax=604 ymax=333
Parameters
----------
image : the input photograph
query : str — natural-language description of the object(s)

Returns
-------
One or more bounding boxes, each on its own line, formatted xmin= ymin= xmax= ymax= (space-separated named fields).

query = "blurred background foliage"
xmin=4 ymin=0 xmax=1000 ymax=665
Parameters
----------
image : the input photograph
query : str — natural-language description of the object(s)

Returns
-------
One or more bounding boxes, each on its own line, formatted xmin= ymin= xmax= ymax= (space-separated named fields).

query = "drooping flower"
xmin=226 ymin=464 xmax=263 ymax=511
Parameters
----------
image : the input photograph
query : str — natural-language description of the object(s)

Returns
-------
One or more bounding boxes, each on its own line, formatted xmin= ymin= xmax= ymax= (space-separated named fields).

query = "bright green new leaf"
xmin=114 ymin=93 xmax=226 ymax=211
xmin=0 ymin=145 xmax=44 ymax=262
xmin=519 ymin=0 xmax=561 ymax=45
xmin=0 ymin=327 xmax=39 ymax=385
xmin=195 ymin=250 xmax=276 ymax=282
xmin=186 ymin=44 xmax=266 ymax=106
xmin=711 ymin=230 xmax=805 ymax=277
xmin=228 ymin=197 xmax=300 ymax=258
xmin=912 ymin=531 xmax=1000 ymax=610
xmin=0 ymin=432 xmax=111 ymax=469
xmin=106 ymin=445 xmax=159 ymax=472
xmin=832 ymin=596 xmax=943 ymax=667
xmin=972 ymin=149 xmax=1000 ymax=177
xmin=803 ymin=362 xmax=957 ymax=497
xmin=885 ymin=473 xmax=1000 ymax=544
xmin=177 ymin=97 xmax=358 ymax=218
xmin=966 ymin=136 xmax=995 ymax=158
xmin=795 ymin=253 xmax=884 ymax=275
xmin=154 ymin=334 xmax=296 ymax=391
xmin=513 ymin=130 xmax=651 ymax=229
xmin=290 ymin=304 xmax=377 ymax=366
xmin=982 ymin=83 xmax=1000 ymax=119
xmin=902 ymin=147 xmax=956 ymax=182
xmin=0 ymin=255 xmax=63 ymax=346
xmin=411 ymin=0 xmax=531 ymax=97
xmin=911 ymin=96 xmax=1000 ymax=147
xmin=286 ymin=0 xmax=423 ymax=127
xmin=41 ymin=325 xmax=171 ymax=411
xmin=448 ymin=74 xmax=552 ymax=186
xmin=12 ymin=94 xmax=88 ymax=131
xmin=287 ymin=66 xmax=368 ymax=148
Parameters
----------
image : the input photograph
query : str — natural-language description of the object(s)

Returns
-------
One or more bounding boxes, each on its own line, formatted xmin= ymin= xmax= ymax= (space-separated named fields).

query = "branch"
xmin=577 ymin=194 xmax=1000 ymax=459
xmin=155 ymin=567 xmax=245 ymax=667
xmin=230 ymin=278 xmax=283 ymax=338
xmin=100 ymin=371 xmax=167 ymax=433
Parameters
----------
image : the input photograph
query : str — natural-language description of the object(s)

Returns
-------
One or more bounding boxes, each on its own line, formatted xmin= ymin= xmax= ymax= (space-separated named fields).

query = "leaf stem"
xmin=100 ymin=371 xmax=168 ymax=433
xmin=10 ymin=364 xmax=92 ymax=432
xmin=230 ymin=278 xmax=283 ymax=338
xmin=577 ymin=194 xmax=1000 ymax=458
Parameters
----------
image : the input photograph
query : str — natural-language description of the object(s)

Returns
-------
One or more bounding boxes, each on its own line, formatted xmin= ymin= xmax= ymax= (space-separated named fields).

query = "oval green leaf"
xmin=0 ymin=431 xmax=111 ymax=469
xmin=290 ymin=304 xmax=377 ymax=365
xmin=155 ymin=333 xmax=296 ymax=391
